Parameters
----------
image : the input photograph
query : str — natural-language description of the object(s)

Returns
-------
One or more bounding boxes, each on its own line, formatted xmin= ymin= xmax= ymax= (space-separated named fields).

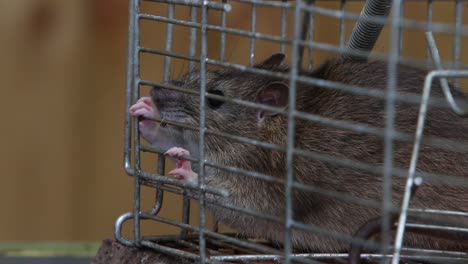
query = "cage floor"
xmin=110 ymin=233 xmax=467 ymax=264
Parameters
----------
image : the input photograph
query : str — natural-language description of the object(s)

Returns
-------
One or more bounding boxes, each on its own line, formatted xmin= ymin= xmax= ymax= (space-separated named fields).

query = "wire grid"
xmin=116 ymin=0 xmax=468 ymax=263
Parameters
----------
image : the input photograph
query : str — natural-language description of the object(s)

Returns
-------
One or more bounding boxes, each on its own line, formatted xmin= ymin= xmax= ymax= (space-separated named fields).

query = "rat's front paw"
xmin=129 ymin=97 xmax=155 ymax=117
xmin=129 ymin=97 xmax=157 ymax=142
xmin=165 ymin=147 xmax=198 ymax=183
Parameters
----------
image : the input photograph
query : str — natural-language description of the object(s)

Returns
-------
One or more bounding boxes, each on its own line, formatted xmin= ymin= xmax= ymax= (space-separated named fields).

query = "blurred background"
xmin=0 ymin=0 xmax=466 ymax=255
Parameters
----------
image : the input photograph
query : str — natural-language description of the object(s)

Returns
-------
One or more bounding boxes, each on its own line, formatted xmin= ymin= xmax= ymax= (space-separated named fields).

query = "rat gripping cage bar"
xmin=116 ymin=0 xmax=468 ymax=263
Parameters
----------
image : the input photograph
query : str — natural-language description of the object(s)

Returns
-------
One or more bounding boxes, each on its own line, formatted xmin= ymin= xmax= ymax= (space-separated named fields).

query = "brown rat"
xmin=129 ymin=53 xmax=468 ymax=252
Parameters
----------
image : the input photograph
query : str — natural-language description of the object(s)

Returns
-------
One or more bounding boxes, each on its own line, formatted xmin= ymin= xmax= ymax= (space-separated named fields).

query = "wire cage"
xmin=116 ymin=0 xmax=468 ymax=263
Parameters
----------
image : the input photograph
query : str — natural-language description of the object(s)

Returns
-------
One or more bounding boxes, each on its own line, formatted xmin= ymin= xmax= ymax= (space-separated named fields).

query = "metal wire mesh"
xmin=116 ymin=0 xmax=468 ymax=263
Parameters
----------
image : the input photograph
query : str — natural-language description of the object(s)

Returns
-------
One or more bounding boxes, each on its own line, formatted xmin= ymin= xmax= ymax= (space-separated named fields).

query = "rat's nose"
xmin=151 ymin=82 xmax=184 ymax=104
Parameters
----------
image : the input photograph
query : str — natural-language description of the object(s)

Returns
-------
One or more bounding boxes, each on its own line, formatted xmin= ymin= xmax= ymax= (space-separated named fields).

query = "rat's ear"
xmin=255 ymin=82 xmax=289 ymax=122
xmin=258 ymin=53 xmax=286 ymax=67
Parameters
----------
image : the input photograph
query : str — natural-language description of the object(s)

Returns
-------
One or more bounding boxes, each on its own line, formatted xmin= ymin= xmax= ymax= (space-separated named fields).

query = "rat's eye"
xmin=207 ymin=90 xmax=224 ymax=109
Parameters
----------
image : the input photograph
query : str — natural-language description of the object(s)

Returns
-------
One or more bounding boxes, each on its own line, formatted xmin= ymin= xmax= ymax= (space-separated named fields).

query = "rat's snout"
xmin=150 ymin=83 xmax=189 ymax=122
xmin=151 ymin=84 xmax=184 ymax=106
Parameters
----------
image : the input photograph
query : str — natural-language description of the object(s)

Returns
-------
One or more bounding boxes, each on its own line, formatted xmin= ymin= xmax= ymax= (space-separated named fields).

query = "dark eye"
xmin=207 ymin=90 xmax=224 ymax=109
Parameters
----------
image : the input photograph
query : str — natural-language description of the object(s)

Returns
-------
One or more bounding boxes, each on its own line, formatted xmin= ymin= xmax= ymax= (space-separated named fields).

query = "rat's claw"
xmin=165 ymin=147 xmax=190 ymax=158
xmin=129 ymin=100 xmax=154 ymax=117
xmin=169 ymin=168 xmax=198 ymax=182
xmin=132 ymin=108 xmax=153 ymax=117
xmin=138 ymin=97 xmax=153 ymax=106
xmin=165 ymin=147 xmax=196 ymax=179
xmin=128 ymin=97 xmax=158 ymax=143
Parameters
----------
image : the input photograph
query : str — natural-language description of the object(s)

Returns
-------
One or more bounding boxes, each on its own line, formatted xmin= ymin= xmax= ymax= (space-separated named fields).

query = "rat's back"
xmin=290 ymin=59 xmax=468 ymax=251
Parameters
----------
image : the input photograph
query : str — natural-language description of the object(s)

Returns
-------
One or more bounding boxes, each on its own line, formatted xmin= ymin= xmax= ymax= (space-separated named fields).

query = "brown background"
xmin=0 ymin=0 xmax=466 ymax=242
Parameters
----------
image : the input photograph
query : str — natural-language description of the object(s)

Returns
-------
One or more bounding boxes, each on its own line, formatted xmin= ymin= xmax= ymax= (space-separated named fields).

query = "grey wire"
xmin=425 ymin=32 xmax=468 ymax=116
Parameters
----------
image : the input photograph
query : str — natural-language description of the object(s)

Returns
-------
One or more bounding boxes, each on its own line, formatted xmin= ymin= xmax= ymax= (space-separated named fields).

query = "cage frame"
xmin=115 ymin=0 xmax=468 ymax=263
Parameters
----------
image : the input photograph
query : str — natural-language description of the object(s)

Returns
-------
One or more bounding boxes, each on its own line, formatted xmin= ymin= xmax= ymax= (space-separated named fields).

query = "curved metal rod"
xmin=348 ymin=180 xmax=421 ymax=264
xmin=146 ymin=153 xmax=166 ymax=216
xmin=341 ymin=0 xmax=392 ymax=62
xmin=348 ymin=175 xmax=468 ymax=264
xmin=392 ymin=70 xmax=468 ymax=264
xmin=425 ymin=31 xmax=468 ymax=117
xmin=348 ymin=215 xmax=398 ymax=264
xmin=348 ymin=216 xmax=468 ymax=264
xmin=114 ymin=212 xmax=138 ymax=247
xmin=142 ymin=187 xmax=164 ymax=216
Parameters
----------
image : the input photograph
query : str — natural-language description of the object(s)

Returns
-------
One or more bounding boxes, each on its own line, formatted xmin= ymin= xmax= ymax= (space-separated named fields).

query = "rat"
xmin=129 ymin=53 xmax=468 ymax=253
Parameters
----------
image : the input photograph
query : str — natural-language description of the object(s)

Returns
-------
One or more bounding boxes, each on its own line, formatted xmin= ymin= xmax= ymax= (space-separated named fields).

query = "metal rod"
xmin=281 ymin=0 xmax=288 ymax=53
xmin=181 ymin=193 xmax=191 ymax=235
xmin=138 ymin=75 xmax=467 ymax=144
xmin=163 ymin=4 xmax=174 ymax=82
xmin=300 ymin=3 xmax=468 ymax=36
xmin=138 ymin=14 xmax=467 ymax=68
xmin=339 ymin=0 xmax=346 ymax=48
xmin=137 ymin=116 xmax=468 ymax=190
xmin=145 ymin=0 xmax=231 ymax=11
xmin=425 ymin=32 xmax=468 ymax=116
xmin=211 ymin=253 xmax=468 ymax=262
xmin=199 ymin=1 xmax=209 ymax=261
xmin=185 ymin=4 xmax=197 ymax=235
xmin=136 ymin=176 xmax=468 ymax=258
xmin=307 ymin=0 xmax=315 ymax=70
xmin=138 ymin=48 xmax=461 ymax=109
xmin=391 ymin=69 xmax=468 ymax=264
xmin=188 ymin=6 xmax=197 ymax=70
xmin=284 ymin=1 xmax=302 ymax=262
xmin=132 ymin=166 xmax=229 ymax=196
xmin=114 ymin=212 xmax=136 ymax=246
xmin=398 ymin=0 xmax=404 ymax=56
xmin=425 ymin=0 xmax=433 ymax=68
xmin=453 ymin=0 xmax=463 ymax=89
xmin=139 ymin=14 xmax=288 ymax=44
xmin=297 ymin=0 xmax=315 ymax=69
xmin=382 ymin=0 xmax=401 ymax=262
xmin=341 ymin=0 xmax=392 ymax=62
xmin=123 ymin=0 xmax=139 ymax=177
xmin=142 ymin=215 xmax=282 ymax=255
xmin=141 ymin=146 xmax=468 ymax=228
xmin=141 ymin=240 xmax=204 ymax=262
xmin=116 ymin=212 xmax=468 ymax=263
xmin=249 ymin=2 xmax=257 ymax=66
xmin=131 ymin=0 xmax=142 ymax=246
xmin=220 ymin=0 xmax=227 ymax=61
xmin=137 ymin=6 xmax=468 ymax=45
xmin=145 ymin=153 xmax=166 ymax=216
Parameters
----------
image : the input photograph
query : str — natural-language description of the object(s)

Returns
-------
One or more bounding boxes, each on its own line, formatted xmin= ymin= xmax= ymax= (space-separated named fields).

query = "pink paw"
xmin=129 ymin=97 xmax=157 ymax=141
xmin=129 ymin=97 xmax=154 ymax=121
xmin=165 ymin=147 xmax=198 ymax=182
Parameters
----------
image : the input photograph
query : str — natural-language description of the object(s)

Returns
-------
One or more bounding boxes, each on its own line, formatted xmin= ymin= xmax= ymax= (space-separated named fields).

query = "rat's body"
xmin=129 ymin=54 xmax=468 ymax=252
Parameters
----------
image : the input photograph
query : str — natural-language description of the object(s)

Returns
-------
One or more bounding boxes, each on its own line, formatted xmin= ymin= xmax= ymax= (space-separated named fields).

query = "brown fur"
xmin=150 ymin=55 xmax=468 ymax=252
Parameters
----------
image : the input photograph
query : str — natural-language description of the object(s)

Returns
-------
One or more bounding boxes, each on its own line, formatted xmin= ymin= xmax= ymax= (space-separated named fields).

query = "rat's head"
xmin=150 ymin=53 xmax=290 ymax=159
